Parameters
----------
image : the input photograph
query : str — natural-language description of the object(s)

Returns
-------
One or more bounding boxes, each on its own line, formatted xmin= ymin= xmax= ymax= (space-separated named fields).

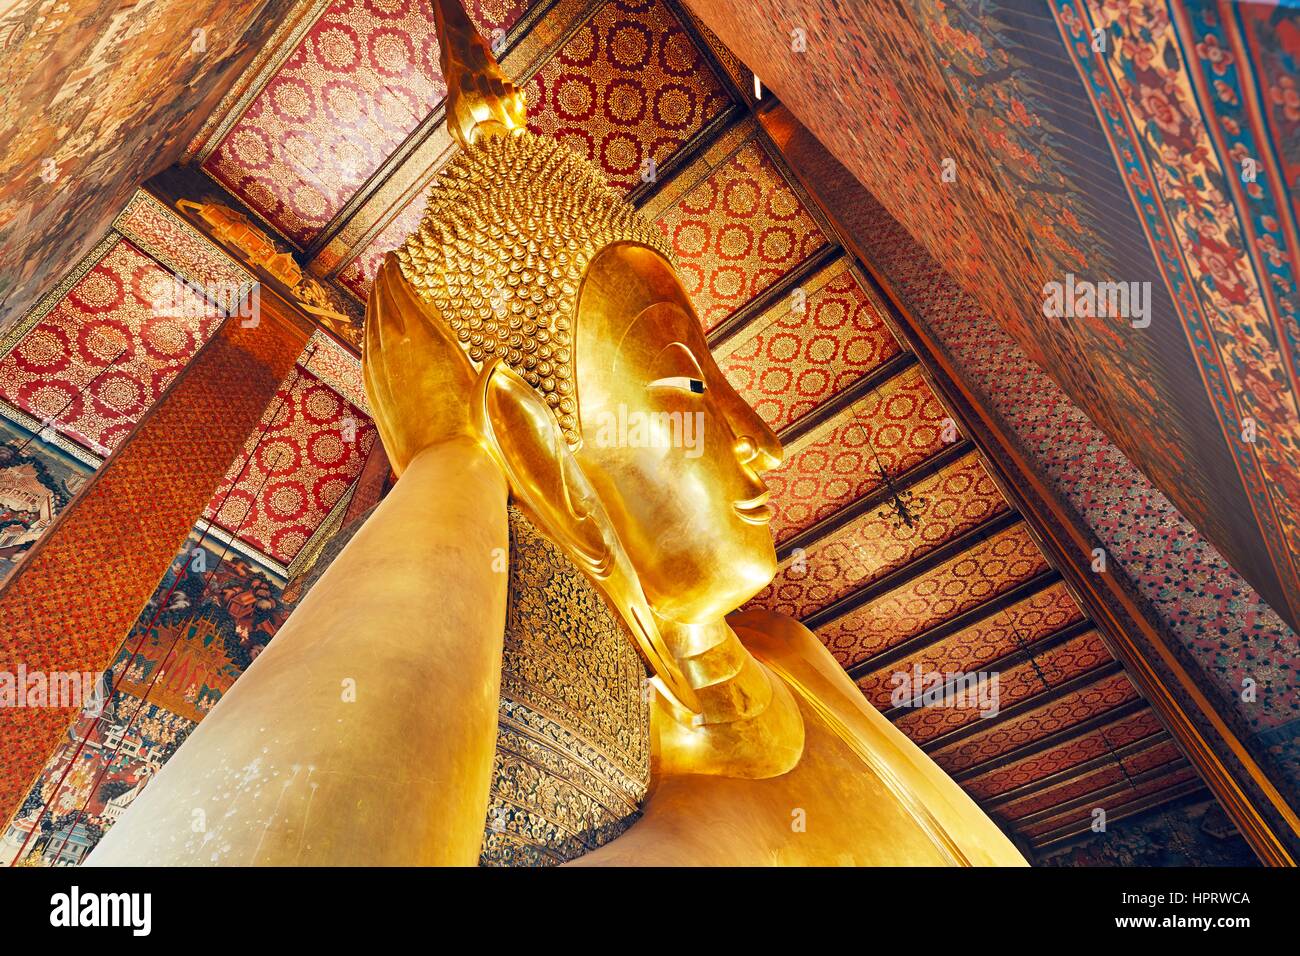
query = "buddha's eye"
xmin=649 ymin=376 xmax=706 ymax=394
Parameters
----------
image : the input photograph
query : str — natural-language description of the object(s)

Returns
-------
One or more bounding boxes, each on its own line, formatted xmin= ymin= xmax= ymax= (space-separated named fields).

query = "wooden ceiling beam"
xmin=844 ymin=569 xmax=1062 ymax=680
xmin=920 ymin=660 xmax=1125 ymax=755
xmin=950 ymin=698 xmax=1150 ymax=784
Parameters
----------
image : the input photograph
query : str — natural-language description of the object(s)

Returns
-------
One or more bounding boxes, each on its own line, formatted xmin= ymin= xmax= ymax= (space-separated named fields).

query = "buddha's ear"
xmin=471 ymin=359 xmax=701 ymax=715
xmin=471 ymin=358 xmax=611 ymax=574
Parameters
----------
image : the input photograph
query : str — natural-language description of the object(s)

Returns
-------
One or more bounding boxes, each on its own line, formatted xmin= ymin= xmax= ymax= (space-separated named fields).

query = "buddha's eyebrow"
xmin=611 ymin=300 xmax=695 ymax=375
xmin=652 ymin=341 xmax=704 ymax=377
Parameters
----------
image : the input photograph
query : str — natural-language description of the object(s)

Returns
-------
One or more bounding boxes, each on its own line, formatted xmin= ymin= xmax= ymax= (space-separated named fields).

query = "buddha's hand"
xmin=363 ymin=254 xmax=478 ymax=474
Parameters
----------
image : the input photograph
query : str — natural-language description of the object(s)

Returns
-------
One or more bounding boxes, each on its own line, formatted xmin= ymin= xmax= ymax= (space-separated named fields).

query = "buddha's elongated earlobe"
xmin=472 ymin=358 xmax=700 ymax=714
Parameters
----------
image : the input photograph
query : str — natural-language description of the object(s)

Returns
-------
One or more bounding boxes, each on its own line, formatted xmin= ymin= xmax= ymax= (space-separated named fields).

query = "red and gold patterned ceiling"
xmin=0 ymin=0 xmax=1217 ymax=862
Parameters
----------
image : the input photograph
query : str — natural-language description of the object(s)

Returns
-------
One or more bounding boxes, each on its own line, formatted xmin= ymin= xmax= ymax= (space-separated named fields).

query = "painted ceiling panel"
xmin=751 ymin=452 xmax=1009 ymax=619
xmin=714 ymin=258 xmax=903 ymax=432
xmin=996 ymin=739 xmax=1187 ymax=822
xmin=963 ymin=708 xmax=1166 ymax=801
xmin=204 ymin=365 xmax=378 ymax=564
xmin=655 ymin=137 xmax=827 ymax=330
xmin=931 ymin=670 xmax=1144 ymax=775
xmin=855 ymin=581 xmax=1087 ymax=711
xmin=765 ymin=365 xmax=951 ymax=543
xmin=892 ymin=630 xmax=1114 ymax=745
xmin=815 ymin=522 xmax=1051 ymax=669
xmin=0 ymin=239 xmax=222 ymax=457
xmin=204 ymin=0 xmax=532 ymax=248
xmin=523 ymin=0 xmax=730 ymax=191
xmin=1020 ymin=765 xmax=1202 ymax=841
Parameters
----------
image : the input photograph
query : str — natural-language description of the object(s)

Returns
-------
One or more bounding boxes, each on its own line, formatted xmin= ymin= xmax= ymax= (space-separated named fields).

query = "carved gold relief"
xmin=480 ymin=505 xmax=649 ymax=866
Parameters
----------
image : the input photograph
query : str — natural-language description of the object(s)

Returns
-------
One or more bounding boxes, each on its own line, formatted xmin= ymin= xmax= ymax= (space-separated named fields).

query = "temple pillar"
xmin=0 ymin=297 xmax=308 ymax=825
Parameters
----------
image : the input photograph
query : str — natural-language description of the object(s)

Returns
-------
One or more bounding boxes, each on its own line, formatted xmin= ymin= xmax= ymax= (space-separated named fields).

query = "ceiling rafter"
xmin=878 ymin=618 xmax=1099 ymax=722
xmin=845 ymin=569 xmax=1064 ymax=680
xmin=920 ymin=660 xmax=1126 ymax=755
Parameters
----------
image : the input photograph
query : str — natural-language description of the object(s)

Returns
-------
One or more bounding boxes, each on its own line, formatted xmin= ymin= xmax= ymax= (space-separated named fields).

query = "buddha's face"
xmin=573 ymin=243 xmax=783 ymax=624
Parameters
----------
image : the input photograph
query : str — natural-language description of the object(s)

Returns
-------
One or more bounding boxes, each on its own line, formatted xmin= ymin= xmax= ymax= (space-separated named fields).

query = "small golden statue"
xmin=90 ymin=0 xmax=1023 ymax=866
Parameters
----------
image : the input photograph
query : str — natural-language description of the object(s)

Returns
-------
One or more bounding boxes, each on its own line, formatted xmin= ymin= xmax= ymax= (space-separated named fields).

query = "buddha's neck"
xmin=654 ymin=615 xmax=777 ymax=725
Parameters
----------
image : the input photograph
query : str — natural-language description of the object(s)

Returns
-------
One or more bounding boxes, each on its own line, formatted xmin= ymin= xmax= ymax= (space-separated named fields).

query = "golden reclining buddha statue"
xmin=88 ymin=0 xmax=1023 ymax=867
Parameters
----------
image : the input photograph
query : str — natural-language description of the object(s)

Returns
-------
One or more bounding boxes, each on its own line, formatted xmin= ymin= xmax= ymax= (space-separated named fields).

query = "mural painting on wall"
xmin=0 ymin=529 xmax=291 ymax=866
xmin=1036 ymin=797 xmax=1259 ymax=868
xmin=0 ymin=418 xmax=93 ymax=588
xmin=917 ymin=0 xmax=1300 ymax=629
xmin=0 ymin=0 xmax=295 ymax=333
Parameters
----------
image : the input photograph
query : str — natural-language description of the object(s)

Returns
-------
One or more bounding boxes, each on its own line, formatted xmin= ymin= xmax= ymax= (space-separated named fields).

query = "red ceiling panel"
xmin=997 ymin=739 xmax=1186 ymax=821
xmin=204 ymin=0 xmax=531 ymax=248
xmin=963 ymin=708 xmax=1166 ymax=800
xmin=0 ymin=239 xmax=222 ymax=457
xmin=1019 ymin=765 xmax=1202 ymax=839
xmin=815 ymin=522 xmax=1051 ymax=669
xmin=524 ymin=0 xmax=730 ymax=191
xmin=655 ymin=137 xmax=826 ymax=330
xmin=205 ymin=364 xmax=377 ymax=564
xmin=715 ymin=259 xmax=902 ymax=432
xmin=751 ymin=452 xmax=1009 ymax=619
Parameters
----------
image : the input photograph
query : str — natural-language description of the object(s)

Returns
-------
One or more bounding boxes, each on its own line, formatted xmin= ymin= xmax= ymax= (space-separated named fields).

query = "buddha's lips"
xmin=733 ymin=491 xmax=773 ymax=525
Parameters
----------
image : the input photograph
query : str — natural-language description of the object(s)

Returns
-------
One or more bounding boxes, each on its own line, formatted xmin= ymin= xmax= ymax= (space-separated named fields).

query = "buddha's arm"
xmin=87 ymin=438 xmax=508 ymax=866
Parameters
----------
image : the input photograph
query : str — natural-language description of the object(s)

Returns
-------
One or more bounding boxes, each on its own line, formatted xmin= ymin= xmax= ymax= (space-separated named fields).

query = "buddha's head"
xmin=363 ymin=0 xmax=801 ymax=760
xmin=390 ymin=133 xmax=783 ymax=626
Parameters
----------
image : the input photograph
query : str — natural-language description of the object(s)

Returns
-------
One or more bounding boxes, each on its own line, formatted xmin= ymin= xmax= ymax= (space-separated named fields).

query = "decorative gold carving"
xmin=396 ymin=131 xmax=672 ymax=445
xmin=175 ymin=199 xmax=364 ymax=350
xmin=481 ymin=504 xmax=650 ymax=866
